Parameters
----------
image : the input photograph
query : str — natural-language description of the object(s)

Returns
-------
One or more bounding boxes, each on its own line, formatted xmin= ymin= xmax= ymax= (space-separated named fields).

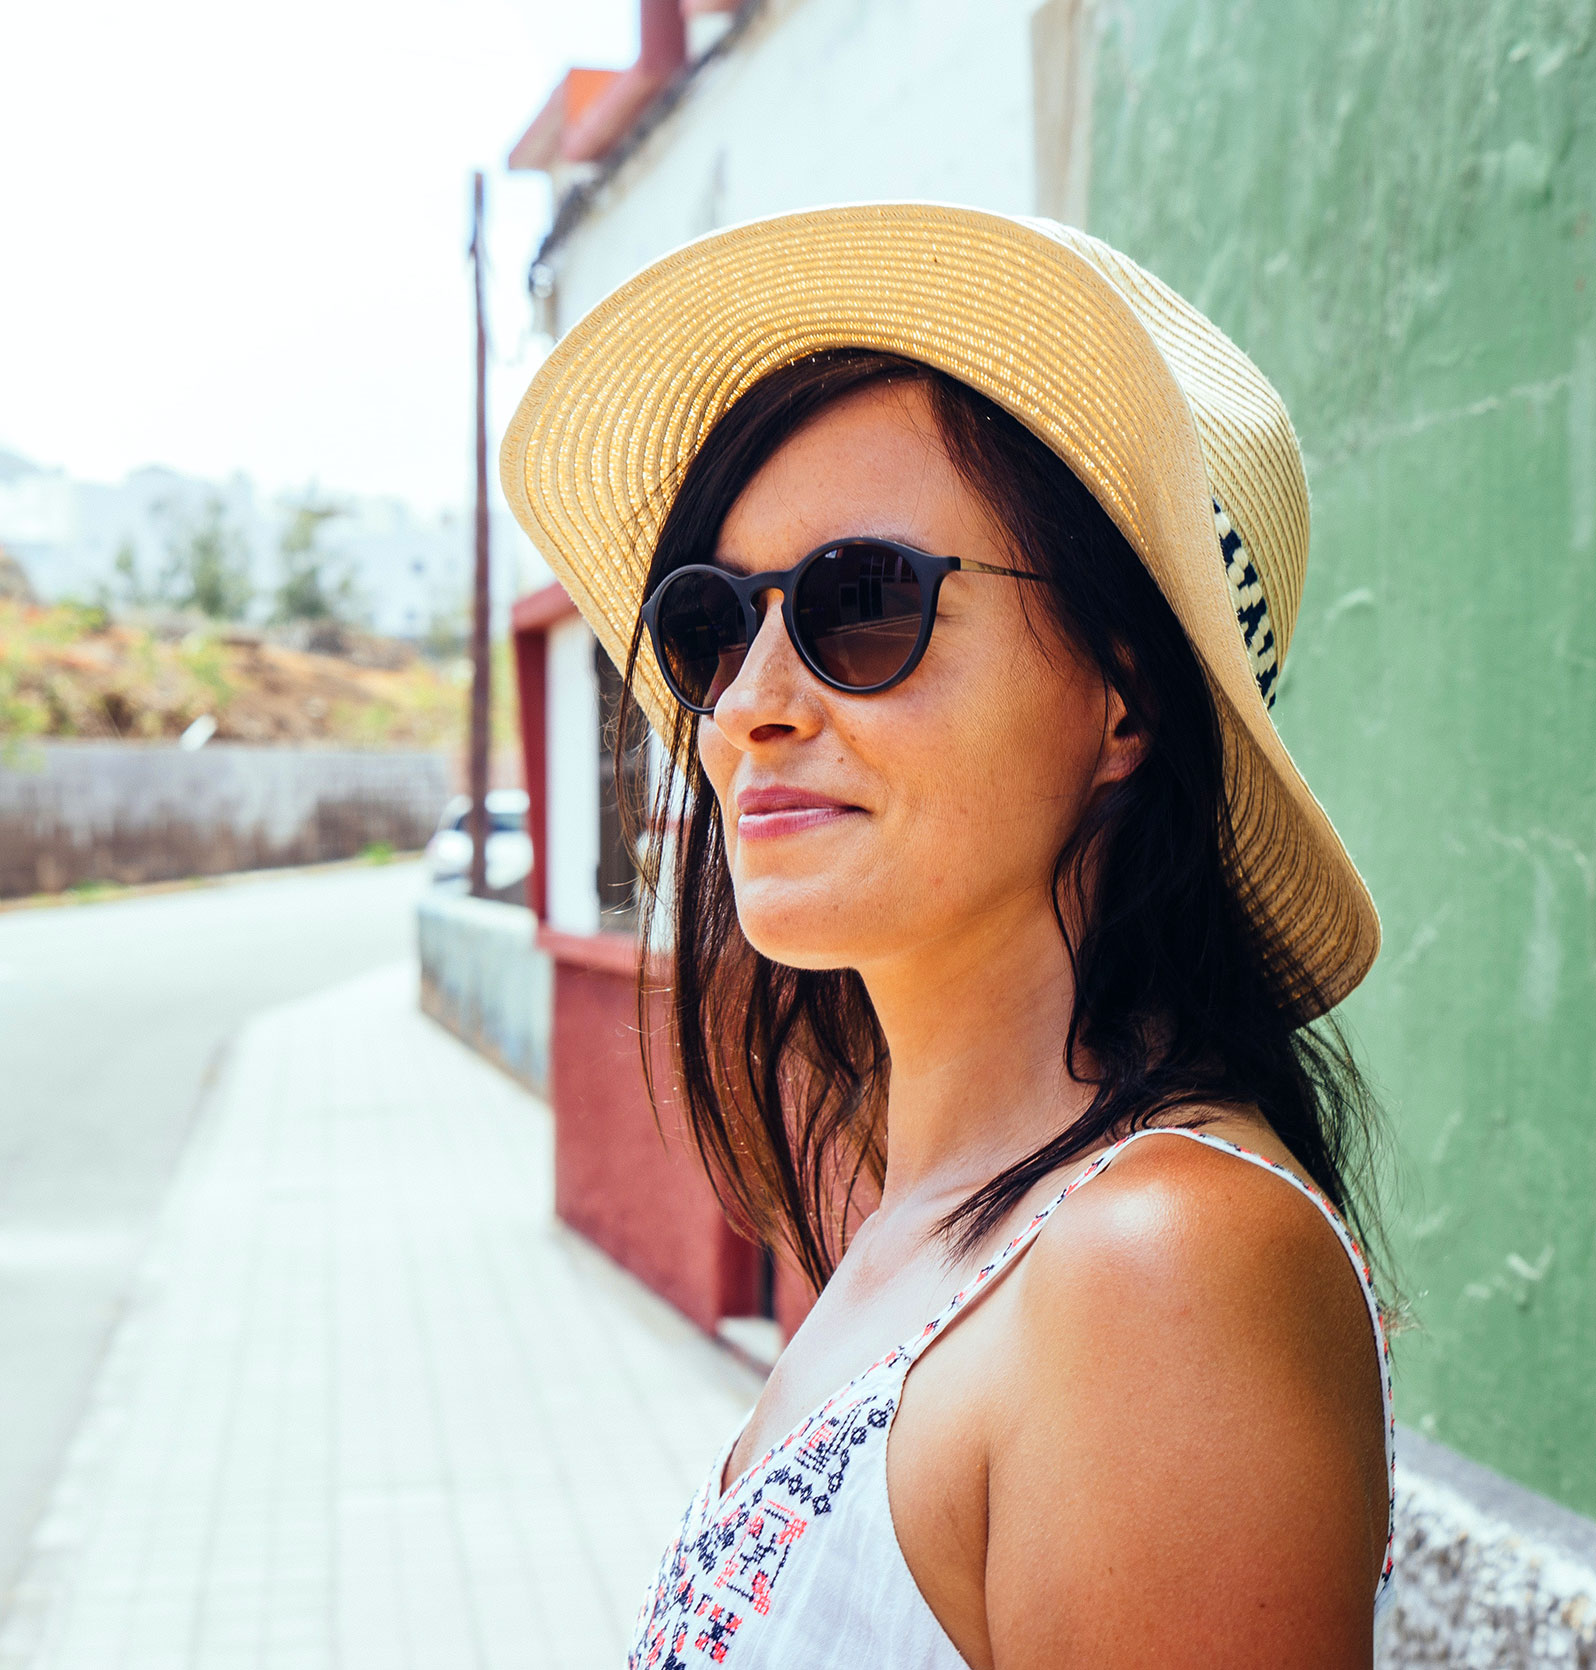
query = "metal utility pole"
xmin=467 ymin=170 xmax=491 ymax=899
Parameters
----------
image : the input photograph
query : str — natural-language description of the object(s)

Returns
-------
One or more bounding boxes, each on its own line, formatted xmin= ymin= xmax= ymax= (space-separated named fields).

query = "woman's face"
xmin=698 ymin=380 xmax=1138 ymax=975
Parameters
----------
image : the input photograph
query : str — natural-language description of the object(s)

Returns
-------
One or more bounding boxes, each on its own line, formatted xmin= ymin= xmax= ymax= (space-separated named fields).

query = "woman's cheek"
xmin=696 ymin=734 xmax=737 ymax=827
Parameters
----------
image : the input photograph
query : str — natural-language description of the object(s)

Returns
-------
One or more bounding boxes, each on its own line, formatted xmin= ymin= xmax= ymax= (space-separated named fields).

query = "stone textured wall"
xmin=0 ymin=742 xmax=449 ymax=896
xmin=1384 ymin=1430 xmax=1596 ymax=1666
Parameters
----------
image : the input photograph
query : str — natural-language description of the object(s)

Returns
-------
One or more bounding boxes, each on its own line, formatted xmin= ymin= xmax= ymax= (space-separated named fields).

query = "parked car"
xmin=425 ymin=789 xmax=533 ymax=900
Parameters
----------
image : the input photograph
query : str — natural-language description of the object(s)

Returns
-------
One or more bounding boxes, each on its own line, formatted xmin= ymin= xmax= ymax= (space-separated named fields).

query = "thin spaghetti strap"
xmin=899 ymin=1139 xmax=1133 ymax=1365
xmin=708 ymin=1137 xmax=1143 ymax=1513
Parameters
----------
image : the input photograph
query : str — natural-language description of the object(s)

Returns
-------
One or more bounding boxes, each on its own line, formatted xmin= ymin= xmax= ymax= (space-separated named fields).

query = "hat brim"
xmin=500 ymin=202 xmax=1378 ymax=1016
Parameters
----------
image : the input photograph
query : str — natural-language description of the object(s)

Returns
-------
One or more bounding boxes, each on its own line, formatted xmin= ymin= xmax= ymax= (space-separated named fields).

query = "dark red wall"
xmin=550 ymin=949 xmax=760 ymax=1334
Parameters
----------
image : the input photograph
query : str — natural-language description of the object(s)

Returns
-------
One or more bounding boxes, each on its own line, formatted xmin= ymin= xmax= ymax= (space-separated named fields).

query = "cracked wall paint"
xmin=1088 ymin=0 xmax=1596 ymax=1515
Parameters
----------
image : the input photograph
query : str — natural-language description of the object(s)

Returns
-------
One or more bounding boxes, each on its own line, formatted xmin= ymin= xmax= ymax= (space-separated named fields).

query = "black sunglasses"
xmin=640 ymin=538 xmax=1044 ymax=714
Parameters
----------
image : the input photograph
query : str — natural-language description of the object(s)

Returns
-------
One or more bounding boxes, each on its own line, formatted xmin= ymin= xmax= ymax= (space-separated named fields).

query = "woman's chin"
xmin=733 ymin=891 xmax=882 ymax=972
xmin=736 ymin=921 xmax=853 ymax=970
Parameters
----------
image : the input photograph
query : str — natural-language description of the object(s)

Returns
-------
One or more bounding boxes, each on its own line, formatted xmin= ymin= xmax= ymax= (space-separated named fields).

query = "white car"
xmin=425 ymin=789 xmax=534 ymax=898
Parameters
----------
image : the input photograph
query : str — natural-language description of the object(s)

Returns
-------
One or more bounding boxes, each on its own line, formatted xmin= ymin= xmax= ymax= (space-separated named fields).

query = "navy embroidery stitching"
xmin=629 ymin=1388 xmax=900 ymax=1667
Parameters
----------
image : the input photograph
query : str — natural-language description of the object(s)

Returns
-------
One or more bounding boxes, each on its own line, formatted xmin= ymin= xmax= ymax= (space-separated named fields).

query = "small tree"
xmin=273 ymin=494 xmax=356 ymax=623
xmin=102 ymin=538 xmax=149 ymax=610
xmin=158 ymin=497 xmax=253 ymax=620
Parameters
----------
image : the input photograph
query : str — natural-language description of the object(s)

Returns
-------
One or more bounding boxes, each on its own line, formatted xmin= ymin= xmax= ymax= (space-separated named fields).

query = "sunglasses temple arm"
xmin=956 ymin=559 xmax=1050 ymax=582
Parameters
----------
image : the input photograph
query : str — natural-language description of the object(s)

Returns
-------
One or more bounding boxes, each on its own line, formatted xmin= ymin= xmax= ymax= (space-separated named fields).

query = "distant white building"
xmin=0 ymin=447 xmax=533 ymax=639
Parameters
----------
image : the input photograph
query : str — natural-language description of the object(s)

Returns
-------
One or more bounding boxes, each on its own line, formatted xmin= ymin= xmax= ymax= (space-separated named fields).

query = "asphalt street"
xmin=0 ymin=861 xmax=427 ymax=1610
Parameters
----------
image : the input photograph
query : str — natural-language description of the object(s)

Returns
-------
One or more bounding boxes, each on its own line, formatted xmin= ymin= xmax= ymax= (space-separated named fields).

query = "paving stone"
xmin=0 ymin=962 xmax=760 ymax=1670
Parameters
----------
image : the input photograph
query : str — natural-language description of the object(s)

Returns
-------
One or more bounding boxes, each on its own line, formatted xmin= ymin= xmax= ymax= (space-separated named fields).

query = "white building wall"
xmin=545 ymin=613 xmax=602 ymax=935
xmin=551 ymin=0 xmax=1044 ymax=326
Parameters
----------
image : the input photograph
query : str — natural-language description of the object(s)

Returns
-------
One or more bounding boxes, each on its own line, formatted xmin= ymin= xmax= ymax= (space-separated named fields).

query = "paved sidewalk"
xmin=0 ymin=962 xmax=762 ymax=1670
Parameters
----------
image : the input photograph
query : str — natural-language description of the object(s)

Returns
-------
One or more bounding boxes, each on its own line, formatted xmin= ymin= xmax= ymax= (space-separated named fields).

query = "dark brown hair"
xmin=618 ymin=349 xmax=1387 ymax=1297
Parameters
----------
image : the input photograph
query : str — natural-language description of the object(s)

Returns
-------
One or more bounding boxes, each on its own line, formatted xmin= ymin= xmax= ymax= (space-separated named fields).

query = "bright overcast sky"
xmin=1 ymin=0 xmax=637 ymax=512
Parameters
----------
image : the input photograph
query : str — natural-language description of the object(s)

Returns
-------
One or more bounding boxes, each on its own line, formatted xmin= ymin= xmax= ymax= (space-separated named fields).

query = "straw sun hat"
xmin=500 ymin=202 xmax=1379 ymax=1015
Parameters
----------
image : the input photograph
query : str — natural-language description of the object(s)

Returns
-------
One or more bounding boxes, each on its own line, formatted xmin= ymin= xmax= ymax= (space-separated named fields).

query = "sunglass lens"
xmin=794 ymin=543 xmax=924 ymax=689
xmin=655 ymin=569 xmax=748 ymax=710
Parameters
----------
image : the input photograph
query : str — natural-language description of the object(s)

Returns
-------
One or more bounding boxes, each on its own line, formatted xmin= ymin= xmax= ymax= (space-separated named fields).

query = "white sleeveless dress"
xmin=628 ymin=1128 xmax=1396 ymax=1668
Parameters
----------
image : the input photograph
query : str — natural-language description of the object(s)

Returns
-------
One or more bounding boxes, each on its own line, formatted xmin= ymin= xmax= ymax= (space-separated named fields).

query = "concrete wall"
xmin=416 ymin=890 xmax=554 ymax=1096
xmin=1388 ymin=1426 xmax=1596 ymax=1666
xmin=0 ymin=742 xmax=449 ymax=896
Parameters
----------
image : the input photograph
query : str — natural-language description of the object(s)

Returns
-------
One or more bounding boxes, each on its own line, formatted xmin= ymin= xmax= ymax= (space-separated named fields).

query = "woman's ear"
xmin=1095 ymin=681 xmax=1151 ymax=790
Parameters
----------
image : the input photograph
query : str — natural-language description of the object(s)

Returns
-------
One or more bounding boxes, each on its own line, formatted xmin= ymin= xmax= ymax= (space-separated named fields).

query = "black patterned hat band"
xmin=1215 ymin=499 xmax=1279 ymax=709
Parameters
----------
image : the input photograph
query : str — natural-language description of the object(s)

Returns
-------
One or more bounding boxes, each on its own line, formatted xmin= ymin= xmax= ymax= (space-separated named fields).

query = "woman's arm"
xmin=984 ymin=1136 xmax=1387 ymax=1670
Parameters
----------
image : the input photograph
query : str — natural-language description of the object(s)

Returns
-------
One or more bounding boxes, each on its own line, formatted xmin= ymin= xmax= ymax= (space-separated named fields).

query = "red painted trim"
xmin=511 ymin=582 xmax=577 ymax=634
xmin=510 ymin=582 xmax=576 ymax=918
xmin=538 ymin=926 xmax=640 ymax=975
xmin=558 ymin=63 xmax=667 ymax=162
xmin=550 ymin=960 xmax=758 ymax=1334
xmin=509 ymin=1 xmax=690 ymax=173
xmin=640 ymin=0 xmax=688 ymax=76
xmin=507 ymin=67 xmax=622 ymax=171
xmin=557 ymin=0 xmax=684 ymax=163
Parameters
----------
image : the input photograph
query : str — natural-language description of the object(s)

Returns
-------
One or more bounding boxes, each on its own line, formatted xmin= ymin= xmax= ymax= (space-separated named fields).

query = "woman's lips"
xmin=735 ymin=785 xmax=862 ymax=841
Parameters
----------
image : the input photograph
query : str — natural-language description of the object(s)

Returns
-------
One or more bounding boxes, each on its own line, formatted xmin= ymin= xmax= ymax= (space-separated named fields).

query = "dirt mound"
xmin=1 ymin=602 xmax=472 ymax=747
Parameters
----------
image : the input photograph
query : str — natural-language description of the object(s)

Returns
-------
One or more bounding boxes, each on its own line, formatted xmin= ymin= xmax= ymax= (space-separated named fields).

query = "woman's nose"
xmin=711 ymin=591 xmax=822 ymax=746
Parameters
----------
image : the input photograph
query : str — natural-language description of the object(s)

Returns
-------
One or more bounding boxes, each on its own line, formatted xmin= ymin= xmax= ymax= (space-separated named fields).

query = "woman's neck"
xmin=859 ymin=889 xmax=1092 ymax=1215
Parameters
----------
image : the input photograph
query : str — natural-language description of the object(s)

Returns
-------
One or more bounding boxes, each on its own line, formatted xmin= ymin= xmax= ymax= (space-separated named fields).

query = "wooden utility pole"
xmin=467 ymin=170 xmax=491 ymax=899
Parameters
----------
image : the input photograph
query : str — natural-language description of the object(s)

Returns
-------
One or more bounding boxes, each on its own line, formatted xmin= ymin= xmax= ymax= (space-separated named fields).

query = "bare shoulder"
xmin=980 ymin=1129 xmax=1388 ymax=1668
xmin=1024 ymin=1127 xmax=1374 ymax=1332
xmin=1012 ymin=1125 xmax=1385 ymax=1443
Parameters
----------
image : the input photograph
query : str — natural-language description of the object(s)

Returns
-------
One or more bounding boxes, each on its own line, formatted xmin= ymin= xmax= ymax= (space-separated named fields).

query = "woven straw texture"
xmin=500 ymin=203 xmax=1379 ymax=1014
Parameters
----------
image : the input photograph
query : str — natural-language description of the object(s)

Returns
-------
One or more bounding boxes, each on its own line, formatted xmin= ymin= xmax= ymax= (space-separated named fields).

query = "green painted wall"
xmin=1086 ymin=0 xmax=1596 ymax=1511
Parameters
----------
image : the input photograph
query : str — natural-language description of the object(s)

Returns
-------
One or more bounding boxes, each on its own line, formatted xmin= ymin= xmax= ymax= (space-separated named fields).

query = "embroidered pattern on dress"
xmin=626 ymin=1152 xmax=1122 ymax=1669
xmin=633 ymin=1375 xmax=915 ymax=1667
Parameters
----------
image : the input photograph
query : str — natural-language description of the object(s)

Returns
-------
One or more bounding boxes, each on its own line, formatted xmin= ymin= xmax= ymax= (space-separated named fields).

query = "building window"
xmin=595 ymin=641 xmax=645 ymax=924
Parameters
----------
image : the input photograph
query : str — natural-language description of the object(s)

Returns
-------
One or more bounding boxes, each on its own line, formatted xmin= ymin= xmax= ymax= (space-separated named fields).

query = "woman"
xmin=503 ymin=205 xmax=1395 ymax=1667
